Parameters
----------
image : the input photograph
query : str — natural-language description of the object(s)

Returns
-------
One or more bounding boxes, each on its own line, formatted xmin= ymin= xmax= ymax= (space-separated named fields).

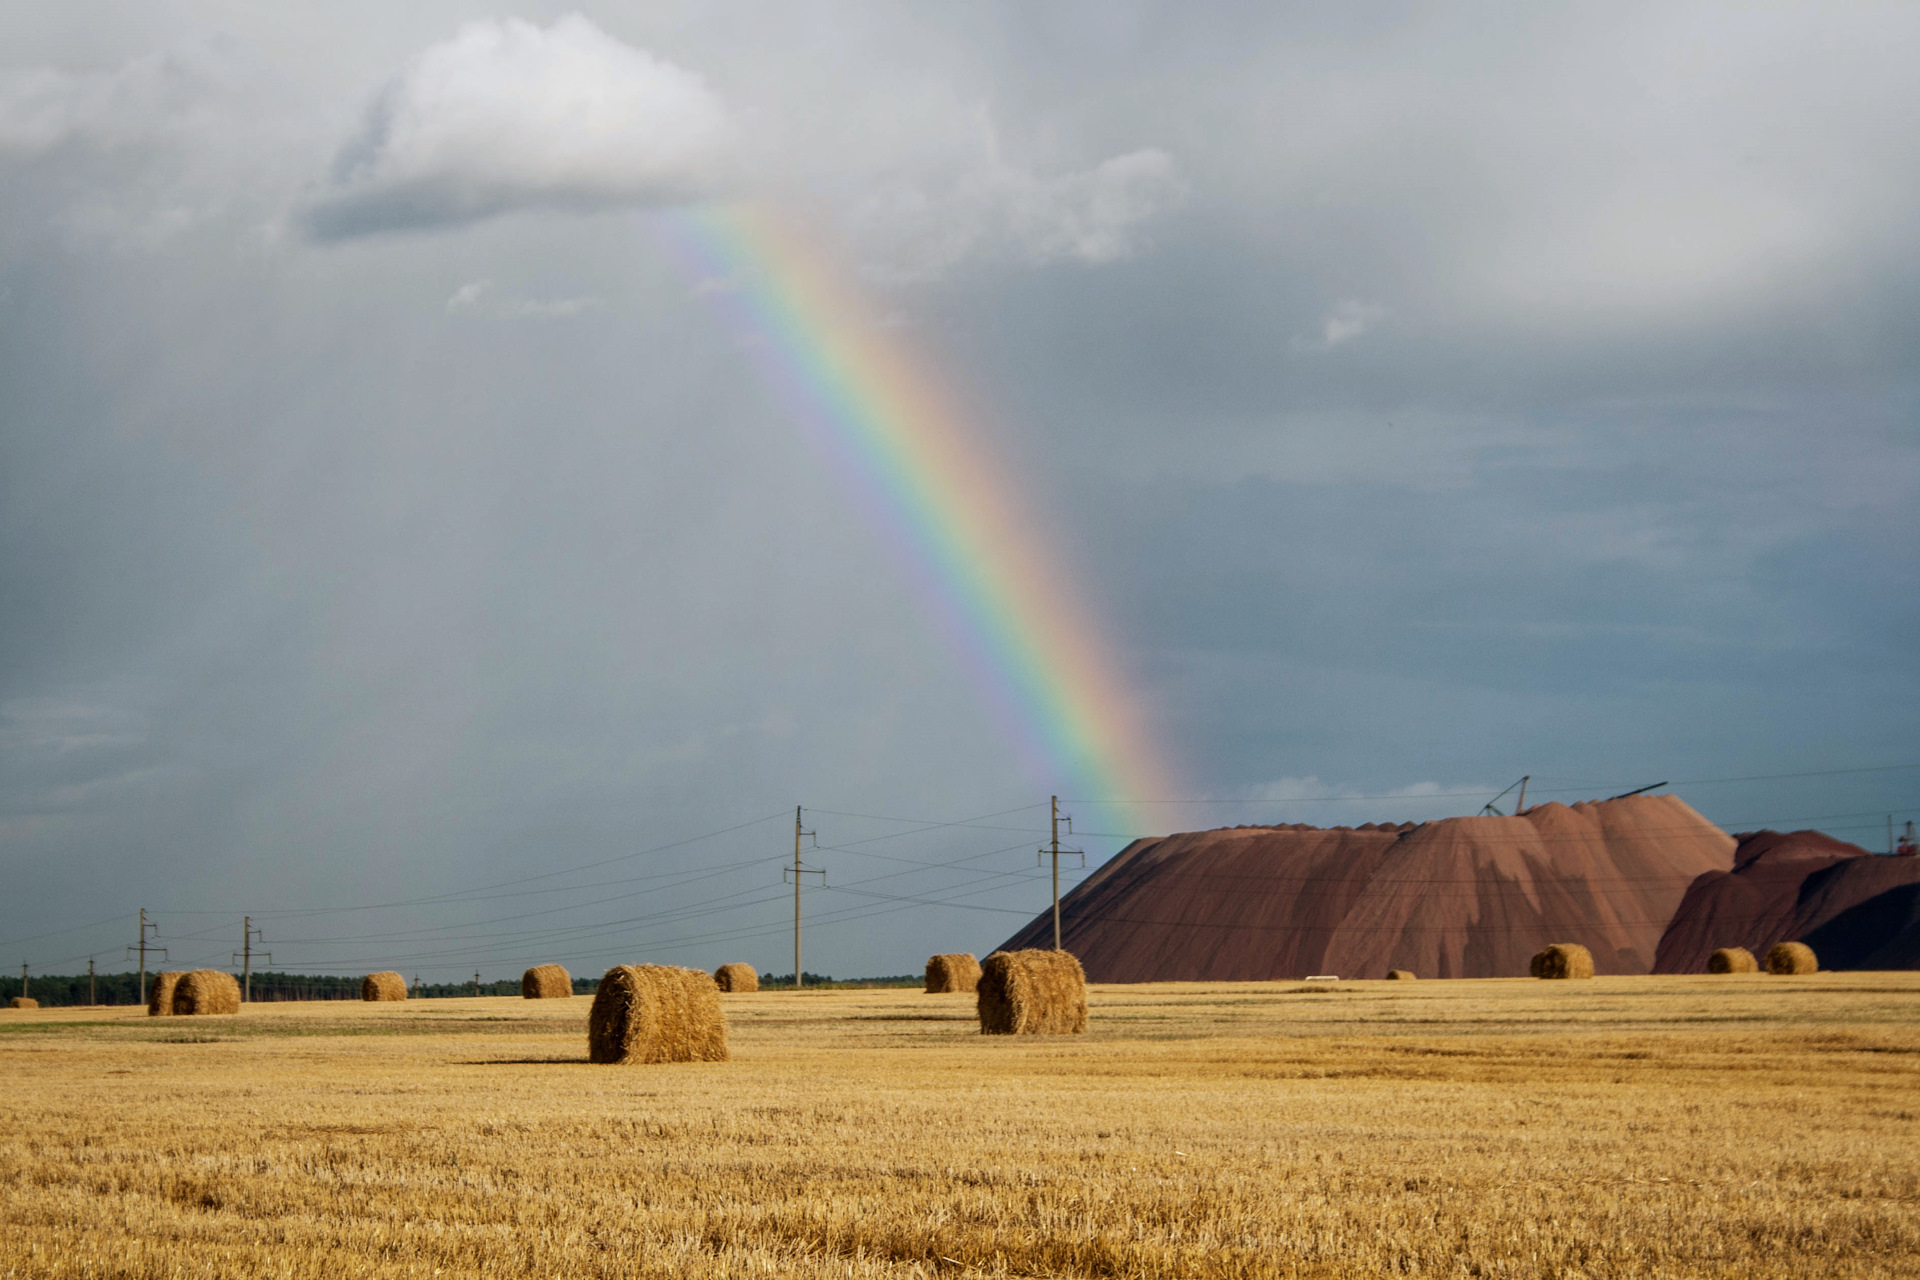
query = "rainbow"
xmin=656 ymin=203 xmax=1170 ymax=803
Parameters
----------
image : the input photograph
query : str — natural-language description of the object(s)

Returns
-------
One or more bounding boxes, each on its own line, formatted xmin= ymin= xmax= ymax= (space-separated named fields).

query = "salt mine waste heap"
xmin=997 ymin=793 xmax=1736 ymax=981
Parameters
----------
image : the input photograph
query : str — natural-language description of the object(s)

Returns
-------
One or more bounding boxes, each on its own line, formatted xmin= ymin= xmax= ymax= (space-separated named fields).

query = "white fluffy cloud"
xmin=306 ymin=15 xmax=726 ymax=238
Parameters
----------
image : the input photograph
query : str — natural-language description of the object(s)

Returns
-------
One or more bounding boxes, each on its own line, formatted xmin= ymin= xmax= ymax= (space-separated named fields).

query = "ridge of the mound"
xmin=1653 ymin=831 xmax=1920 ymax=972
xmin=996 ymin=793 xmax=1735 ymax=982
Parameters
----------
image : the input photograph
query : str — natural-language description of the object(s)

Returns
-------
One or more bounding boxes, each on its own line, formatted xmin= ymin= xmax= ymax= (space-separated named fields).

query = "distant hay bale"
xmin=1530 ymin=943 xmax=1595 ymax=980
xmin=361 ymin=971 xmax=408 ymax=1002
xmin=713 ymin=963 xmax=758 ymax=993
xmin=1766 ymin=941 xmax=1817 ymax=975
xmin=1708 ymin=946 xmax=1759 ymax=974
xmin=172 ymin=969 xmax=241 ymax=1016
xmin=148 ymin=971 xmax=185 ymax=1017
xmin=925 ymin=953 xmax=982 ymax=993
xmin=978 ymin=949 xmax=1087 ymax=1035
xmin=1385 ymin=969 xmax=1417 ymax=980
xmin=588 ymin=965 xmax=730 ymax=1064
xmin=8 ymin=996 xmax=37 ymax=1009
xmin=522 ymin=963 xmax=572 ymax=998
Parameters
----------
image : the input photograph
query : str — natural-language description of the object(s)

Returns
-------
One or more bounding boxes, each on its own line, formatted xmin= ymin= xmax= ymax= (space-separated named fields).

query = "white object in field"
xmin=1303 ymin=975 xmax=1340 ymax=982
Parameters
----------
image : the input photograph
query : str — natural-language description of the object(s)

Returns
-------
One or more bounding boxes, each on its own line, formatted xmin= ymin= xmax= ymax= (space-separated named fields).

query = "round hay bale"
xmin=713 ymin=963 xmax=758 ymax=993
xmin=1766 ymin=941 xmax=1817 ymax=974
xmin=1530 ymin=943 xmax=1594 ymax=980
xmin=588 ymin=965 xmax=729 ymax=1064
xmin=361 ymin=971 xmax=408 ymax=1002
xmin=978 ymin=949 xmax=1087 ymax=1035
xmin=172 ymin=969 xmax=240 ymax=1016
xmin=1385 ymin=969 xmax=1417 ymax=980
xmin=1707 ymin=946 xmax=1759 ymax=974
xmin=522 ymin=964 xmax=572 ymax=999
xmin=8 ymin=996 xmax=38 ymax=1009
xmin=925 ymin=953 xmax=982 ymax=993
xmin=147 ymin=971 xmax=185 ymax=1017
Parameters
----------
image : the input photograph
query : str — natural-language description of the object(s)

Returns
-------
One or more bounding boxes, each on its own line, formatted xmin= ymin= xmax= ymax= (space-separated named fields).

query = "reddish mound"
xmin=997 ymin=794 xmax=1734 ymax=981
xmin=1653 ymin=832 xmax=1920 ymax=972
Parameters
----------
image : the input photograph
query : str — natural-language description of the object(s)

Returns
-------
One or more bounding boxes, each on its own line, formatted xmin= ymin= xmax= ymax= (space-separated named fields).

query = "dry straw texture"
xmin=1767 ymin=941 xmax=1818 ymax=974
xmin=1530 ymin=943 xmax=1595 ymax=980
xmin=522 ymin=964 xmax=572 ymax=999
xmin=1709 ymin=947 xmax=1760 ymax=974
xmin=1386 ymin=969 xmax=1417 ymax=980
xmin=925 ymin=953 xmax=983 ymax=993
xmin=713 ymin=963 xmax=758 ymax=993
xmin=147 ymin=971 xmax=184 ymax=1017
xmin=4 ymin=975 xmax=1920 ymax=1279
xmin=588 ymin=965 xmax=730 ymax=1064
xmin=7 ymin=997 xmax=36 ymax=1009
xmin=361 ymin=971 xmax=408 ymax=1002
xmin=172 ymin=969 xmax=241 ymax=1016
xmin=978 ymin=950 xmax=1087 ymax=1035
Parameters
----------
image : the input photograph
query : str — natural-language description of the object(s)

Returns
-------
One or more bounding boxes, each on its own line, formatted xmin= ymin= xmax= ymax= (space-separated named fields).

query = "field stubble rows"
xmin=2 ymin=974 xmax=1917 ymax=1278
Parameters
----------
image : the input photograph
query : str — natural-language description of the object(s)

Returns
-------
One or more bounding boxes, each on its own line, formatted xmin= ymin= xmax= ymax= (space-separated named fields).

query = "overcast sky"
xmin=3 ymin=2 xmax=1915 ymax=983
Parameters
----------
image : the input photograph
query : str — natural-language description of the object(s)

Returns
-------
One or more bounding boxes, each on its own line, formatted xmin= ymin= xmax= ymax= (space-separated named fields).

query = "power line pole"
xmin=782 ymin=806 xmax=823 ymax=988
xmin=125 ymin=909 xmax=166 ymax=1006
xmin=19 ymin=964 xmax=26 ymax=1002
xmin=1040 ymin=796 xmax=1084 ymax=951
xmin=231 ymin=918 xmax=269 ymax=1003
xmin=473 ymin=971 xmax=481 ymax=998
xmin=88 ymin=956 xmax=95 ymax=1006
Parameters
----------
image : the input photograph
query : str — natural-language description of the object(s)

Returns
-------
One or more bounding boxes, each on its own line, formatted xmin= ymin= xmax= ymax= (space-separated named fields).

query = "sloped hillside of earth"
xmin=996 ymin=793 xmax=1735 ymax=981
xmin=1654 ymin=831 xmax=1920 ymax=972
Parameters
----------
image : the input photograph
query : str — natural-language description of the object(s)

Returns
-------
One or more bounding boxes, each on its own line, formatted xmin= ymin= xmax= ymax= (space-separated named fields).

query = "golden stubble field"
xmin=3 ymin=974 xmax=1918 ymax=1279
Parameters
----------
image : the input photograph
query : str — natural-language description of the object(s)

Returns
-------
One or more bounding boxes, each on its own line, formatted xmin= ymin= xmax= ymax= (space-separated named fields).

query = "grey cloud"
xmin=2 ymin=2 xmax=1916 ymax=981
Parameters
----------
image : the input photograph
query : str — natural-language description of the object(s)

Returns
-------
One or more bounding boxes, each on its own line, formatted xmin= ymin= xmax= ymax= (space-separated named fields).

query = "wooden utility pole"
xmin=88 ymin=957 xmax=95 ymax=1006
xmin=473 ymin=972 xmax=481 ymax=998
xmin=231 ymin=918 xmax=268 ymax=1003
xmin=782 ymin=806 xmax=822 ymax=987
xmin=1041 ymin=796 xmax=1083 ymax=951
xmin=19 ymin=964 xmax=25 ymax=1002
xmin=126 ymin=909 xmax=165 ymax=1005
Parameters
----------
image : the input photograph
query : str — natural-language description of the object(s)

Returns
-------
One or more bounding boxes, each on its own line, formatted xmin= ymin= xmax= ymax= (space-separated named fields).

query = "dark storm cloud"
xmin=2 ymin=3 xmax=1916 ymax=981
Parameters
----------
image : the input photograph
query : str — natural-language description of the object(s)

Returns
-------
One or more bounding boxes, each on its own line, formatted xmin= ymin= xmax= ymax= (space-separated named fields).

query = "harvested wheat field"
xmin=2 ymin=974 xmax=1918 ymax=1279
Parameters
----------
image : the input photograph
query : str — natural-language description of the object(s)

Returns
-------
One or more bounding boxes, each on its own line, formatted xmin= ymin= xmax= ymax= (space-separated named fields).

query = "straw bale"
xmin=1385 ymin=969 xmax=1417 ymax=980
xmin=1707 ymin=946 xmax=1758 ymax=974
xmin=713 ymin=963 xmax=758 ymax=993
xmin=925 ymin=952 xmax=982 ymax=993
xmin=1529 ymin=943 xmax=1594 ymax=980
xmin=361 ymin=971 xmax=408 ymax=1001
xmin=588 ymin=965 xmax=730 ymax=1064
xmin=521 ymin=963 xmax=572 ymax=998
xmin=1766 ymin=941 xmax=1817 ymax=974
xmin=172 ymin=969 xmax=241 ymax=1015
xmin=148 ymin=971 xmax=185 ymax=1017
xmin=978 ymin=949 xmax=1087 ymax=1035
xmin=8 ymin=997 xmax=37 ymax=1009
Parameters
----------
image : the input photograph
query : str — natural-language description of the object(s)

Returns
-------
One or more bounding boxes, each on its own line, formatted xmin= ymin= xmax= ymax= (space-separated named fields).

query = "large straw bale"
xmin=1766 ymin=941 xmax=1817 ymax=974
xmin=1385 ymin=969 xmax=1417 ymax=980
xmin=713 ymin=963 xmax=758 ymax=993
xmin=978 ymin=949 xmax=1087 ymax=1035
xmin=1529 ymin=943 xmax=1595 ymax=980
xmin=588 ymin=965 xmax=729 ymax=1064
xmin=8 ymin=997 xmax=37 ymax=1009
xmin=926 ymin=953 xmax=983 ymax=993
xmin=147 ymin=971 xmax=185 ymax=1017
xmin=361 ymin=971 xmax=408 ymax=1002
xmin=172 ymin=969 xmax=241 ymax=1015
xmin=1708 ymin=946 xmax=1759 ymax=974
xmin=522 ymin=963 xmax=572 ymax=999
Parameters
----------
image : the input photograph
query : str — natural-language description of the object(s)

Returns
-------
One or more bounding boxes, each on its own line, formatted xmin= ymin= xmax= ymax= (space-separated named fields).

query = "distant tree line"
xmin=13 ymin=970 xmax=921 ymax=1006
